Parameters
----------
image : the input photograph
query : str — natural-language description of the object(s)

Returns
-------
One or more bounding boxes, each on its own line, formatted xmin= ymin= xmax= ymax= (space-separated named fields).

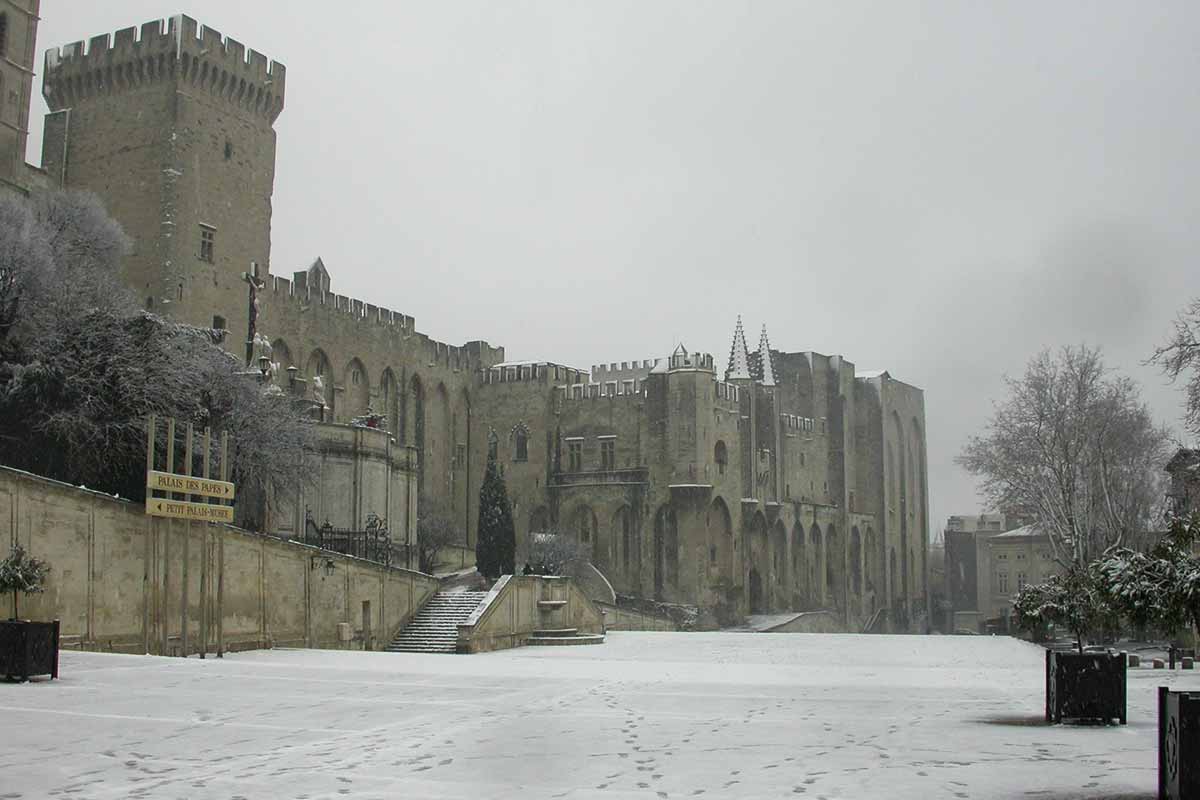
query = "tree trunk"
xmin=11 ymin=589 xmax=17 ymax=620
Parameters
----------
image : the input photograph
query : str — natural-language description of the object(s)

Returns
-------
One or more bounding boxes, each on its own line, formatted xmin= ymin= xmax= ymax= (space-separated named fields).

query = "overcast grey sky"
xmin=29 ymin=2 xmax=1200 ymax=540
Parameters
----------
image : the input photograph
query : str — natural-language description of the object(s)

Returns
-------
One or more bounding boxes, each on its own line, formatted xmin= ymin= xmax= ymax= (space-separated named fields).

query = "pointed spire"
xmin=726 ymin=316 xmax=752 ymax=380
xmin=757 ymin=324 xmax=776 ymax=387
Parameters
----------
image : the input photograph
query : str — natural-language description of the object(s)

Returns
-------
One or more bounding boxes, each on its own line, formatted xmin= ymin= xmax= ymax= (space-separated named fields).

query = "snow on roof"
xmin=989 ymin=524 xmax=1042 ymax=539
xmin=492 ymin=360 xmax=587 ymax=371
xmin=856 ymin=369 xmax=888 ymax=379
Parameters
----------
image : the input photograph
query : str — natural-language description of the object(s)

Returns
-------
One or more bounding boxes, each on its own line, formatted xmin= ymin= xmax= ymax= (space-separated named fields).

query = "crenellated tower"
xmin=40 ymin=15 xmax=286 ymax=351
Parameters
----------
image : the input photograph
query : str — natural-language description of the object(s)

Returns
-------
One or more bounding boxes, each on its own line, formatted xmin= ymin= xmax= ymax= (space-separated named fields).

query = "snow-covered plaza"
xmin=2 ymin=632 xmax=1196 ymax=799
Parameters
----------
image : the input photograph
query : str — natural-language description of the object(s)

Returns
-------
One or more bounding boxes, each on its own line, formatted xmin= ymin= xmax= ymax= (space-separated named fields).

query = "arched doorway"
xmin=771 ymin=520 xmax=788 ymax=611
xmin=748 ymin=568 xmax=765 ymax=615
xmin=707 ymin=498 xmax=734 ymax=586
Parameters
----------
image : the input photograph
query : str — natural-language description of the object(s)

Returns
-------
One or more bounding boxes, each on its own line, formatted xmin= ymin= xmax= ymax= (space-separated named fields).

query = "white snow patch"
xmin=1 ymin=634 xmax=1193 ymax=799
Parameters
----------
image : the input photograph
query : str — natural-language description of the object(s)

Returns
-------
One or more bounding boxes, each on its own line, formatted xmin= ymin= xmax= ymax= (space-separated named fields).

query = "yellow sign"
xmin=146 ymin=470 xmax=235 ymax=501
xmin=145 ymin=498 xmax=235 ymax=524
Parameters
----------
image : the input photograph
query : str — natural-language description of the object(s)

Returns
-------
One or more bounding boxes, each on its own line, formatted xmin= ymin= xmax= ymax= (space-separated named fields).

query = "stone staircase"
xmin=385 ymin=590 xmax=488 ymax=654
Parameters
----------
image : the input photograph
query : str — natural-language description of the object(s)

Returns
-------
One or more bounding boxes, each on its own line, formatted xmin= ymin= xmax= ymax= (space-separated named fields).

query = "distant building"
xmin=944 ymin=512 xmax=1051 ymax=633
xmin=1165 ymin=448 xmax=1200 ymax=517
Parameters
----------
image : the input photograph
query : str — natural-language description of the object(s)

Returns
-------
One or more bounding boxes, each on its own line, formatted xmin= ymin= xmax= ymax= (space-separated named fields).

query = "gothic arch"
xmin=270 ymin=338 xmax=293 ymax=372
xmin=849 ymin=526 xmax=863 ymax=599
xmin=770 ymin=519 xmax=788 ymax=612
xmin=409 ymin=374 xmax=425 ymax=488
xmin=826 ymin=523 xmax=843 ymax=609
xmin=305 ymin=349 xmax=334 ymax=418
xmin=379 ymin=368 xmax=398 ymax=434
xmin=344 ymin=358 xmax=370 ymax=419
xmin=809 ymin=524 xmax=824 ymax=605
xmin=747 ymin=512 xmax=769 ymax=613
xmin=714 ymin=440 xmax=728 ymax=476
xmin=424 ymin=382 xmax=450 ymax=497
xmin=792 ymin=521 xmax=807 ymax=605
xmin=706 ymin=497 xmax=734 ymax=586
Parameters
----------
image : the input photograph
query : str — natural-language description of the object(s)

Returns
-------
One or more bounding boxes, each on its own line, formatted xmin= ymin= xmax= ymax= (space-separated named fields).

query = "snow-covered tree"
xmin=0 ymin=191 xmax=314 ymax=524
xmin=475 ymin=444 xmax=515 ymax=580
xmin=0 ymin=545 xmax=49 ymax=620
xmin=959 ymin=346 xmax=1170 ymax=569
xmin=1011 ymin=566 xmax=1117 ymax=652
xmin=1151 ymin=298 xmax=1200 ymax=438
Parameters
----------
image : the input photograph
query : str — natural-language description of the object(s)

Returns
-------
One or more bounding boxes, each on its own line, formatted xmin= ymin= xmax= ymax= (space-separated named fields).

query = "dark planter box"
xmin=0 ymin=619 xmax=60 ymax=682
xmin=1045 ymin=649 xmax=1126 ymax=725
xmin=1160 ymin=687 xmax=1200 ymax=799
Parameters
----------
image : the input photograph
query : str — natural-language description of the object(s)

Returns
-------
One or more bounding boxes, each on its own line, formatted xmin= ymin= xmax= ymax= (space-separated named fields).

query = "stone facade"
xmin=39 ymin=14 xmax=931 ymax=628
xmin=0 ymin=0 xmax=46 ymax=197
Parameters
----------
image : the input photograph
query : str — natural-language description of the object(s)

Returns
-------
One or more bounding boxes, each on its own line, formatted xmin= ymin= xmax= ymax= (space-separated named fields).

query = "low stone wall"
xmin=1 ymin=466 xmax=439 ymax=655
xmin=457 ymin=575 xmax=605 ymax=653
xmin=598 ymin=602 xmax=678 ymax=631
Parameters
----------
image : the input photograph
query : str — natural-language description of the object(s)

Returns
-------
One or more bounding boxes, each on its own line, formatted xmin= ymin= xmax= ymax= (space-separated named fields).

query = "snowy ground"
xmin=2 ymin=633 xmax=1197 ymax=800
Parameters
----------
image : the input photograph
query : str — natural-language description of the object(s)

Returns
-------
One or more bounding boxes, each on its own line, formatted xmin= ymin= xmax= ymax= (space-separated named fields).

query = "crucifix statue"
xmin=242 ymin=261 xmax=265 ymax=367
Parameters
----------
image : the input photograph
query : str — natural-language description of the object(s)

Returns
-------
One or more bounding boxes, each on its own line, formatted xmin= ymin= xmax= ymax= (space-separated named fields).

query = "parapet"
xmin=590 ymin=358 xmax=662 ymax=382
xmin=43 ymin=15 xmax=286 ymax=123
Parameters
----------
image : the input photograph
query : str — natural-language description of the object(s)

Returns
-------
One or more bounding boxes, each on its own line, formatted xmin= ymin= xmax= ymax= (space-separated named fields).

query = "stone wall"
xmin=0 ymin=466 xmax=439 ymax=654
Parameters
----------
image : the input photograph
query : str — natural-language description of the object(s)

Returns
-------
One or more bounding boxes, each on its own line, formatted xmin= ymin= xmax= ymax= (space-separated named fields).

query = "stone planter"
xmin=1159 ymin=687 xmax=1199 ymax=799
xmin=0 ymin=619 xmax=60 ymax=682
xmin=1045 ymin=649 xmax=1126 ymax=725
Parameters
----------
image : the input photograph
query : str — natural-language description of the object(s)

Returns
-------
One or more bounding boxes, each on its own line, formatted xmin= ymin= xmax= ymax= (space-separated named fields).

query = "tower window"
xmin=212 ymin=315 xmax=226 ymax=330
xmin=0 ymin=15 xmax=8 ymax=59
xmin=566 ymin=439 xmax=583 ymax=472
xmin=600 ymin=437 xmax=616 ymax=470
xmin=199 ymin=225 xmax=216 ymax=263
xmin=224 ymin=140 xmax=234 ymax=160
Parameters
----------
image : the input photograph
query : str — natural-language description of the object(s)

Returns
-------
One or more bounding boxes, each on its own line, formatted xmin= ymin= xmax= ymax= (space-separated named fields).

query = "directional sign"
xmin=146 ymin=470 xmax=235 ymax=501
xmin=145 ymin=498 xmax=235 ymax=524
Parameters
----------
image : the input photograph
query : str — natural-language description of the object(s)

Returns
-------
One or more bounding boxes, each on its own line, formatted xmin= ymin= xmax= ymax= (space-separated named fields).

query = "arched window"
xmin=513 ymin=425 xmax=529 ymax=462
xmin=714 ymin=440 xmax=728 ymax=475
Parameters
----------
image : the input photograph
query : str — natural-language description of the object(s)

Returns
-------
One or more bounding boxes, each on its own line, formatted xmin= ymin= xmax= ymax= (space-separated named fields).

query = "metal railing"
xmin=302 ymin=511 xmax=392 ymax=567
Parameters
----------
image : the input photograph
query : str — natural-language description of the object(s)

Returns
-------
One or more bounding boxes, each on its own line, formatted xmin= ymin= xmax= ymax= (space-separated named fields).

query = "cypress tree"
xmin=476 ymin=443 xmax=516 ymax=579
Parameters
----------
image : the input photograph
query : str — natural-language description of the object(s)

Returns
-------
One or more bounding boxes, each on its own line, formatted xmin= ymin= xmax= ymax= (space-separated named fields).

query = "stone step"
xmin=385 ymin=590 xmax=487 ymax=655
xmin=527 ymin=634 xmax=605 ymax=646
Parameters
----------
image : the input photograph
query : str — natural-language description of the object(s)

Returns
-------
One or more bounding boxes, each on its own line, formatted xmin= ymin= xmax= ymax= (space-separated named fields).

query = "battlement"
xmin=558 ymin=382 xmax=647 ymax=402
xmin=590 ymin=359 xmax=662 ymax=382
xmin=484 ymin=361 xmax=588 ymax=387
xmin=265 ymin=275 xmax=501 ymax=372
xmin=780 ymin=413 xmax=824 ymax=436
xmin=669 ymin=350 xmax=714 ymax=372
xmin=43 ymin=15 xmax=285 ymax=122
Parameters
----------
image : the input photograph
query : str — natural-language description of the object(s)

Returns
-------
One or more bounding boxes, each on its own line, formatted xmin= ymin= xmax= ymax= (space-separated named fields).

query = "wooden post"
xmin=183 ymin=422 xmax=193 ymax=658
xmin=144 ymin=416 xmax=155 ymax=655
xmin=220 ymin=431 xmax=230 ymax=655
xmin=164 ymin=417 xmax=175 ymax=656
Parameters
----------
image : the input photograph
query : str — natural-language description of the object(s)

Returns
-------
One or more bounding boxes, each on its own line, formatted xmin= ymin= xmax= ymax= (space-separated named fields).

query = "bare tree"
xmin=1150 ymin=297 xmax=1200 ymax=438
xmin=958 ymin=346 xmax=1169 ymax=569
xmin=416 ymin=494 xmax=460 ymax=574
